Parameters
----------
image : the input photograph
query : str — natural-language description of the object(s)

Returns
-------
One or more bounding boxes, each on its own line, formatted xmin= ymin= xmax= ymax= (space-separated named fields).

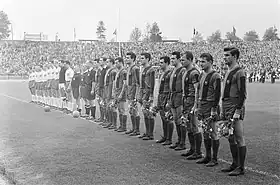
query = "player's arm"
xmin=192 ymin=71 xmax=200 ymax=112
xmin=135 ymin=67 xmax=141 ymax=101
xmin=194 ymin=74 xmax=201 ymax=109
xmin=211 ymin=74 xmax=221 ymax=114
xmin=91 ymin=71 xmax=96 ymax=92
xmin=119 ymin=71 xmax=127 ymax=99
xmin=236 ymin=70 xmax=247 ymax=110
xmin=149 ymin=68 xmax=155 ymax=100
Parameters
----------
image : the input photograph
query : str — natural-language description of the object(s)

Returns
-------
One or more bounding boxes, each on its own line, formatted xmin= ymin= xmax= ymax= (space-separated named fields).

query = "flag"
xmin=113 ymin=29 xmax=117 ymax=35
xmin=233 ymin=26 xmax=236 ymax=35
xmin=193 ymin=28 xmax=196 ymax=36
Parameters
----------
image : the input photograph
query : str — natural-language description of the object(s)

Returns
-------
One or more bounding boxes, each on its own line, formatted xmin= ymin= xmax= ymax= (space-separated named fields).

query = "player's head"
xmin=181 ymin=51 xmax=194 ymax=68
xmin=93 ymin=59 xmax=99 ymax=68
xmin=126 ymin=52 xmax=136 ymax=65
xmin=106 ymin=58 xmax=115 ymax=68
xmin=140 ymin=52 xmax=151 ymax=66
xmin=59 ymin=60 xmax=65 ymax=68
xmin=159 ymin=56 xmax=170 ymax=70
xmin=100 ymin=58 xmax=107 ymax=67
xmin=115 ymin=57 xmax=124 ymax=69
xmin=199 ymin=53 xmax=213 ymax=71
xmin=85 ymin=60 xmax=92 ymax=69
xmin=223 ymin=47 xmax=240 ymax=66
xmin=74 ymin=65 xmax=81 ymax=73
xmin=171 ymin=51 xmax=181 ymax=67
xmin=64 ymin=60 xmax=71 ymax=69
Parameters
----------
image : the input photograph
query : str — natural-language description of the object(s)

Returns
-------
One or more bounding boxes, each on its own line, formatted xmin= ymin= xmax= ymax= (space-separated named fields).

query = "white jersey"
xmin=34 ymin=72 xmax=38 ymax=82
xmin=47 ymin=69 xmax=52 ymax=80
xmin=38 ymin=71 xmax=43 ymax=82
xmin=29 ymin=73 xmax=34 ymax=81
xmin=55 ymin=67 xmax=60 ymax=80
xmin=50 ymin=68 xmax=56 ymax=79
xmin=65 ymin=67 xmax=74 ymax=82
xmin=42 ymin=71 xmax=48 ymax=82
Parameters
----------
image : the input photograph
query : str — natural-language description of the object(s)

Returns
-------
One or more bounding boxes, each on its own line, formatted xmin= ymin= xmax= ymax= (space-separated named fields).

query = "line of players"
xmin=28 ymin=47 xmax=247 ymax=177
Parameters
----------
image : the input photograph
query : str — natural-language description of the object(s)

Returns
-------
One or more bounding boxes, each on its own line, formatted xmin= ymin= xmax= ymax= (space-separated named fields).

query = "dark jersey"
xmin=198 ymin=71 xmax=221 ymax=108
xmin=222 ymin=66 xmax=246 ymax=109
xmin=99 ymin=66 xmax=109 ymax=88
xmin=84 ymin=68 xmax=96 ymax=86
xmin=59 ymin=67 xmax=66 ymax=83
xmin=183 ymin=67 xmax=200 ymax=97
xmin=71 ymin=73 xmax=82 ymax=88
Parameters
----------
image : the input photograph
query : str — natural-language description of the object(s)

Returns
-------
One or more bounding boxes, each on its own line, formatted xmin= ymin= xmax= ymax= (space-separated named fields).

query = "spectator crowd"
xmin=0 ymin=40 xmax=279 ymax=80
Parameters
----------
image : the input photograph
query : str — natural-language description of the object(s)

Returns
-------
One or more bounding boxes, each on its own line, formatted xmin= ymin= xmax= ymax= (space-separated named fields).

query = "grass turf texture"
xmin=0 ymin=80 xmax=279 ymax=185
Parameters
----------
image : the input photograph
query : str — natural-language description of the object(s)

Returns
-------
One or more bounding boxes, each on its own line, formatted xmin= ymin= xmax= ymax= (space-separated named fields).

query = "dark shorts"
xmin=170 ymin=92 xmax=183 ymax=109
xmin=80 ymin=86 xmax=86 ymax=99
xmin=198 ymin=101 xmax=220 ymax=120
xmin=46 ymin=80 xmax=51 ymax=90
xmin=222 ymin=98 xmax=245 ymax=120
xmin=183 ymin=96 xmax=195 ymax=114
xmin=30 ymin=87 xmax=36 ymax=95
xmin=85 ymin=85 xmax=95 ymax=100
xmin=72 ymin=87 xmax=80 ymax=99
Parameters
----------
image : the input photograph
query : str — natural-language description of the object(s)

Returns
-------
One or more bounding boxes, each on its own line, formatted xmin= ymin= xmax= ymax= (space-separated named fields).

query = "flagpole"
xmin=118 ymin=8 xmax=121 ymax=57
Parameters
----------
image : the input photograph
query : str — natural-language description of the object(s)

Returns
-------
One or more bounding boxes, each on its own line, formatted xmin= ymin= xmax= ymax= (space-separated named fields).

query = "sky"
xmin=1 ymin=0 xmax=280 ymax=42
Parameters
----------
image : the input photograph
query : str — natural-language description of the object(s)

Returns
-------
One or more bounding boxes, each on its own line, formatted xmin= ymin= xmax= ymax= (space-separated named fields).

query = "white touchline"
xmin=0 ymin=93 xmax=279 ymax=180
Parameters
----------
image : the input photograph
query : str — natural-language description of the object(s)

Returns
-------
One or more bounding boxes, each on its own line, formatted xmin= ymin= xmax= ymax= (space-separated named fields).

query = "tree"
xmin=225 ymin=31 xmax=241 ymax=42
xmin=0 ymin=11 xmax=11 ymax=40
xmin=129 ymin=27 xmax=142 ymax=42
xmin=262 ymin=26 xmax=279 ymax=41
xmin=142 ymin=23 xmax=151 ymax=42
xmin=207 ymin=30 xmax=222 ymax=43
xmin=149 ymin=22 xmax=162 ymax=42
xmin=244 ymin=30 xmax=259 ymax=41
xmin=192 ymin=32 xmax=204 ymax=43
xmin=96 ymin=21 xmax=106 ymax=41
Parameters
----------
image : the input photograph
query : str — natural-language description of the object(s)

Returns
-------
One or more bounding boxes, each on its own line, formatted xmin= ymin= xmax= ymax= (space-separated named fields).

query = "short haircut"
xmin=224 ymin=47 xmax=240 ymax=60
xmin=65 ymin=60 xmax=70 ymax=65
xmin=115 ymin=57 xmax=124 ymax=65
xmin=184 ymin=51 xmax=194 ymax=61
xmin=108 ymin=58 xmax=115 ymax=65
xmin=141 ymin=52 xmax=151 ymax=62
xmin=126 ymin=52 xmax=136 ymax=61
xmin=200 ymin=53 xmax=213 ymax=64
xmin=160 ymin=56 xmax=170 ymax=65
xmin=171 ymin=51 xmax=181 ymax=59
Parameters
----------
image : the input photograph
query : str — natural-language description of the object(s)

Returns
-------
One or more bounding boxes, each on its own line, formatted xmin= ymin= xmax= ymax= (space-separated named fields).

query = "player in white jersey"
xmin=28 ymin=69 xmax=36 ymax=102
xmin=45 ymin=65 xmax=53 ymax=106
xmin=37 ymin=67 xmax=44 ymax=104
xmin=54 ymin=63 xmax=62 ymax=109
xmin=42 ymin=66 xmax=48 ymax=105
xmin=64 ymin=60 xmax=75 ymax=112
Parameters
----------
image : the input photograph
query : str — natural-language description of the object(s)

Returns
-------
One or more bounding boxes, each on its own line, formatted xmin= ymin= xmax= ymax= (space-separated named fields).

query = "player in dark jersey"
xmin=124 ymin=52 xmax=140 ymax=134
xmin=112 ymin=57 xmax=127 ymax=131
xmin=70 ymin=66 xmax=82 ymax=114
xmin=103 ymin=58 xmax=117 ymax=128
xmin=98 ymin=58 xmax=110 ymax=125
xmin=181 ymin=51 xmax=203 ymax=160
xmin=221 ymin=47 xmax=247 ymax=176
xmin=154 ymin=56 xmax=173 ymax=145
xmin=195 ymin=53 xmax=221 ymax=167
xmin=83 ymin=61 xmax=96 ymax=119
xmin=138 ymin=53 xmax=156 ymax=140
xmin=169 ymin=52 xmax=187 ymax=149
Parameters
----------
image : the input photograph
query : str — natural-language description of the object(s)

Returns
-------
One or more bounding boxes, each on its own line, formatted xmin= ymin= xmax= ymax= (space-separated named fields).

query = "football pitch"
xmin=0 ymin=80 xmax=279 ymax=185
